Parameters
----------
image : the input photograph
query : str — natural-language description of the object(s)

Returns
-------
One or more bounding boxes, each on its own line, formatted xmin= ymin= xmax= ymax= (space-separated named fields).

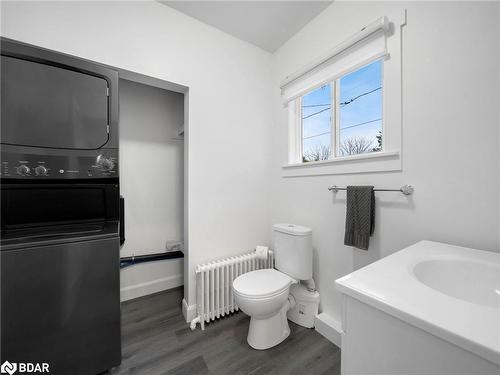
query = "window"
xmin=282 ymin=15 xmax=404 ymax=176
xmin=299 ymin=59 xmax=383 ymax=163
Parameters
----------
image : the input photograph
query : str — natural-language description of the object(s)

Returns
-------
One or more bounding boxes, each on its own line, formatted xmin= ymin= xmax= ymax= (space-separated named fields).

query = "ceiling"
xmin=159 ymin=1 xmax=332 ymax=52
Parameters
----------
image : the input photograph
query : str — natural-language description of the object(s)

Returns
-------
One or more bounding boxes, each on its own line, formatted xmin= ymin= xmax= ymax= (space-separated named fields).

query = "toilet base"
xmin=247 ymin=305 xmax=290 ymax=350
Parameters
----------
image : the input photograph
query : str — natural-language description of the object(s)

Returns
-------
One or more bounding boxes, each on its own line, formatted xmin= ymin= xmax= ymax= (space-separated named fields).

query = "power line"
xmin=303 ymin=131 xmax=331 ymax=140
xmin=339 ymin=79 xmax=378 ymax=99
xmin=340 ymin=87 xmax=381 ymax=107
xmin=303 ymin=118 xmax=381 ymax=140
xmin=302 ymin=103 xmax=330 ymax=108
xmin=302 ymin=107 xmax=331 ymax=120
xmin=341 ymin=118 xmax=381 ymax=131
xmin=301 ymin=86 xmax=382 ymax=120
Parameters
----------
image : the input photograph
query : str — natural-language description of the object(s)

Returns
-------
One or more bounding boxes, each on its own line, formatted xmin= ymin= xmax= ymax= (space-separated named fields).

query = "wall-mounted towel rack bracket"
xmin=328 ymin=184 xmax=414 ymax=195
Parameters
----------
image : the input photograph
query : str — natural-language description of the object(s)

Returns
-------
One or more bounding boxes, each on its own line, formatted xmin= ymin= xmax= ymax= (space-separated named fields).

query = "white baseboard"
xmin=120 ymin=274 xmax=183 ymax=302
xmin=315 ymin=312 xmax=343 ymax=348
xmin=182 ymin=298 xmax=197 ymax=323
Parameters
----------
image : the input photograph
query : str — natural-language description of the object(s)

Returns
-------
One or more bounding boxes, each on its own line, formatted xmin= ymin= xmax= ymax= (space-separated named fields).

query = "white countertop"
xmin=335 ymin=240 xmax=500 ymax=366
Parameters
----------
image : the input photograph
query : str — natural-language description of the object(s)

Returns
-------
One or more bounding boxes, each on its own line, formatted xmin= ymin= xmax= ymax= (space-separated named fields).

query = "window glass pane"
xmin=338 ymin=60 xmax=382 ymax=156
xmin=301 ymin=84 xmax=332 ymax=162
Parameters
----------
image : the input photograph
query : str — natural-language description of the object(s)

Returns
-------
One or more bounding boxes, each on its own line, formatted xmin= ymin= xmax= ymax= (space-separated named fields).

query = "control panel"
xmin=1 ymin=150 xmax=118 ymax=179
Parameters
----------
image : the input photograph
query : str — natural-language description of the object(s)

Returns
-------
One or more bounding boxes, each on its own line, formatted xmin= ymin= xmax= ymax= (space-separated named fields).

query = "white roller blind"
xmin=281 ymin=19 xmax=389 ymax=105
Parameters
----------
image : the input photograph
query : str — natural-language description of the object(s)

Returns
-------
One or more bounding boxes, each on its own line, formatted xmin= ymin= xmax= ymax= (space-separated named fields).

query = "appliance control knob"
xmin=17 ymin=165 xmax=30 ymax=176
xmin=34 ymin=165 xmax=48 ymax=176
xmin=96 ymin=155 xmax=115 ymax=171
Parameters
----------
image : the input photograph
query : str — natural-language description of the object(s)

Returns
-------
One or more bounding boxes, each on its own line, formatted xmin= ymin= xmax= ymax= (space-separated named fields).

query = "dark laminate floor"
xmin=111 ymin=287 xmax=341 ymax=375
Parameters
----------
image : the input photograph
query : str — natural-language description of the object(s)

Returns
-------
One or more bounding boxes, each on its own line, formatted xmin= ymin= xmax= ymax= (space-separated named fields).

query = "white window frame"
xmin=333 ymin=79 xmax=340 ymax=158
xmin=291 ymin=55 xmax=386 ymax=162
xmin=283 ymin=11 xmax=406 ymax=177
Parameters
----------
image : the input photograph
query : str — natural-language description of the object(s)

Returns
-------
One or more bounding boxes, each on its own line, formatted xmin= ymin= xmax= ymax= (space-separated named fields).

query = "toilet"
xmin=232 ymin=223 xmax=313 ymax=350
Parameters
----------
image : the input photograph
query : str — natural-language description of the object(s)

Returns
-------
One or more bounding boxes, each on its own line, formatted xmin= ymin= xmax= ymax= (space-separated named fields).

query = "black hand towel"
xmin=344 ymin=186 xmax=375 ymax=250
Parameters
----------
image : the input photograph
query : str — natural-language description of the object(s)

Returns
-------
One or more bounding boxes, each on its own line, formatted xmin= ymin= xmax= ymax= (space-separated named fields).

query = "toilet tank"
xmin=273 ymin=224 xmax=312 ymax=280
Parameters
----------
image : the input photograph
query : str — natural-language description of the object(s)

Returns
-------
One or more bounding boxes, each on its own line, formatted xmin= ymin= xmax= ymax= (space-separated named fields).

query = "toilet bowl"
xmin=233 ymin=223 xmax=314 ymax=350
xmin=233 ymin=268 xmax=296 ymax=350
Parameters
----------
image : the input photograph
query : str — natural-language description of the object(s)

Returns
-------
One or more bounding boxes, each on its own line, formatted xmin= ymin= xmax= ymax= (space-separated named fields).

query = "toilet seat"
xmin=233 ymin=269 xmax=294 ymax=299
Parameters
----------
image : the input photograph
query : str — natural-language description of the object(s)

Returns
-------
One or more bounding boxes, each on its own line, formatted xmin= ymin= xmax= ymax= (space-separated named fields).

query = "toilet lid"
xmin=233 ymin=269 xmax=293 ymax=298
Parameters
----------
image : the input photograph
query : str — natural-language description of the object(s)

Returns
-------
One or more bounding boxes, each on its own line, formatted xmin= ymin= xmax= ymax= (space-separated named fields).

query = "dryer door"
xmin=1 ymin=55 xmax=109 ymax=150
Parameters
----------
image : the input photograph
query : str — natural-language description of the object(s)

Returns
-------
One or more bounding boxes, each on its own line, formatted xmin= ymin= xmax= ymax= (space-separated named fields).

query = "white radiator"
xmin=191 ymin=250 xmax=274 ymax=330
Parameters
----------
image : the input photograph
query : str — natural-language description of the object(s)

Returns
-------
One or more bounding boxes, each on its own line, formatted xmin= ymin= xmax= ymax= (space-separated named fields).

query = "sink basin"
xmin=413 ymin=259 xmax=500 ymax=308
xmin=336 ymin=241 xmax=500 ymax=367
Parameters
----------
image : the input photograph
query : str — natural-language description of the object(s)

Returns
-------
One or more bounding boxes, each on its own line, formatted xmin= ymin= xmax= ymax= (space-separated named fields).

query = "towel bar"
xmin=328 ymin=184 xmax=414 ymax=195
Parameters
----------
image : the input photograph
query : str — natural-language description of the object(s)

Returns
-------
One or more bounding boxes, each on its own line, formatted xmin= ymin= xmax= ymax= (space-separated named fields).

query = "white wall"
xmin=119 ymin=79 xmax=184 ymax=301
xmin=270 ymin=1 xmax=500 ymax=327
xmin=1 ymin=1 xmax=273 ymax=311
xmin=3 ymin=1 xmax=499 ymax=329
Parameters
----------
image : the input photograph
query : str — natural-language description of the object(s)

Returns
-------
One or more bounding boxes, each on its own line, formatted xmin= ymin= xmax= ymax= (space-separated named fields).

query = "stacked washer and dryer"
xmin=1 ymin=38 xmax=122 ymax=374
xmin=233 ymin=224 xmax=320 ymax=350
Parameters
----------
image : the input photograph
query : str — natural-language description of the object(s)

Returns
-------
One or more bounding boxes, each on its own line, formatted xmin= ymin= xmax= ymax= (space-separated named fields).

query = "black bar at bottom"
xmin=120 ymin=250 xmax=184 ymax=268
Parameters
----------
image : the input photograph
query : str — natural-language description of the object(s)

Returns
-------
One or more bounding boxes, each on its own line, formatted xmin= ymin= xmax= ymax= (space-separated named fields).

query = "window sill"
xmin=284 ymin=151 xmax=399 ymax=168
xmin=282 ymin=150 xmax=401 ymax=177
